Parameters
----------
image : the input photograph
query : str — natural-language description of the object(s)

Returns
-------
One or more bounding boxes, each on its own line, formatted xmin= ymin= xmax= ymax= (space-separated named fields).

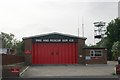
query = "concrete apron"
xmin=20 ymin=64 xmax=117 ymax=78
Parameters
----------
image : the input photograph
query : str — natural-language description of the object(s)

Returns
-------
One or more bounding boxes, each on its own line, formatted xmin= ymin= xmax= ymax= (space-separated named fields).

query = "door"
xmin=32 ymin=43 xmax=78 ymax=64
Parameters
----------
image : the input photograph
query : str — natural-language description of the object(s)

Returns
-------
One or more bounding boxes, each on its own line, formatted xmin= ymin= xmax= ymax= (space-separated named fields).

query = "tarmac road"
xmin=2 ymin=76 xmax=119 ymax=80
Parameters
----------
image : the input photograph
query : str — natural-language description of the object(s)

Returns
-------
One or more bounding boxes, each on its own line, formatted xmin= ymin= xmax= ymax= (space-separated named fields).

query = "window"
xmin=90 ymin=50 xmax=102 ymax=57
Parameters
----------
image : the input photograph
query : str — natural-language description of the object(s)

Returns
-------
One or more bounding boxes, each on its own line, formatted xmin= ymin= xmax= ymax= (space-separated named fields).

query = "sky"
xmin=0 ymin=0 xmax=119 ymax=45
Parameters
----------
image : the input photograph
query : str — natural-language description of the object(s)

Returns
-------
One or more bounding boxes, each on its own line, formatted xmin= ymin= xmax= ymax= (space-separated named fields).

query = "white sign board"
xmin=35 ymin=39 xmax=74 ymax=42
xmin=85 ymin=56 xmax=91 ymax=60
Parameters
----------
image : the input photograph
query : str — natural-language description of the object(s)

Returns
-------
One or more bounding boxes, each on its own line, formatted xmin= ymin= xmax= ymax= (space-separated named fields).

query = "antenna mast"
xmin=78 ymin=16 xmax=80 ymax=36
xmin=78 ymin=27 xmax=79 ymax=37
xmin=82 ymin=16 xmax=84 ymax=37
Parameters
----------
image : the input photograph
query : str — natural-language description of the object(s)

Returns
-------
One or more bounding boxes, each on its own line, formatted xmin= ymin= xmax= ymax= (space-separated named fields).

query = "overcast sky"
xmin=0 ymin=0 xmax=119 ymax=45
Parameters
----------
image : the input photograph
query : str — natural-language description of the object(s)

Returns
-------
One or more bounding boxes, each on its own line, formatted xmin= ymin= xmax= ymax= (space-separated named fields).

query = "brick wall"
xmin=83 ymin=48 xmax=107 ymax=64
xmin=2 ymin=54 xmax=25 ymax=65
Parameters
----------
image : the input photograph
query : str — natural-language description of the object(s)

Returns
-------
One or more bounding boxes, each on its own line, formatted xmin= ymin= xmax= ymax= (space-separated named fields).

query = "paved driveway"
xmin=21 ymin=61 xmax=118 ymax=77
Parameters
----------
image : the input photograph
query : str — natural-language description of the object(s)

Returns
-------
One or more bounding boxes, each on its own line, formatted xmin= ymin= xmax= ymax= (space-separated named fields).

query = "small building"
xmin=23 ymin=32 xmax=107 ymax=65
xmin=0 ymin=48 xmax=7 ymax=54
xmin=0 ymin=48 xmax=16 ymax=55
xmin=83 ymin=47 xmax=107 ymax=64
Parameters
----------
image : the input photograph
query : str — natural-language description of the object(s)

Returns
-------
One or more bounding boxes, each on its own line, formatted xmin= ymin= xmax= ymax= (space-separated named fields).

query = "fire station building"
xmin=23 ymin=32 xmax=107 ymax=65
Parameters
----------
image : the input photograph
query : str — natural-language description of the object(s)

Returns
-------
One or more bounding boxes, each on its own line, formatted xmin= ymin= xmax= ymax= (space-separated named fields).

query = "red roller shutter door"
xmin=32 ymin=43 xmax=78 ymax=64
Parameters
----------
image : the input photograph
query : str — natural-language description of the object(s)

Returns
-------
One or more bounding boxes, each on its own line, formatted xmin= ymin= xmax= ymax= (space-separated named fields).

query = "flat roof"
xmin=83 ymin=47 xmax=107 ymax=49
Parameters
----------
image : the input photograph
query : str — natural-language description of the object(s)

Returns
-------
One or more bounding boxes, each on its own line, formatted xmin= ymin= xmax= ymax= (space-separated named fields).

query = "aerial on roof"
xmin=23 ymin=32 xmax=87 ymax=40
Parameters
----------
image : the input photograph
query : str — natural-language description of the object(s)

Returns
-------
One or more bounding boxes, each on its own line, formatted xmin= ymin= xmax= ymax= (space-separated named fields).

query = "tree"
xmin=96 ymin=18 xmax=120 ymax=60
xmin=15 ymin=41 xmax=24 ymax=56
xmin=96 ymin=37 xmax=107 ymax=48
xmin=111 ymin=41 xmax=120 ymax=60
xmin=105 ymin=18 xmax=120 ymax=60
xmin=1 ymin=32 xmax=24 ymax=56
xmin=1 ymin=32 xmax=15 ymax=48
xmin=106 ymin=18 xmax=120 ymax=43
